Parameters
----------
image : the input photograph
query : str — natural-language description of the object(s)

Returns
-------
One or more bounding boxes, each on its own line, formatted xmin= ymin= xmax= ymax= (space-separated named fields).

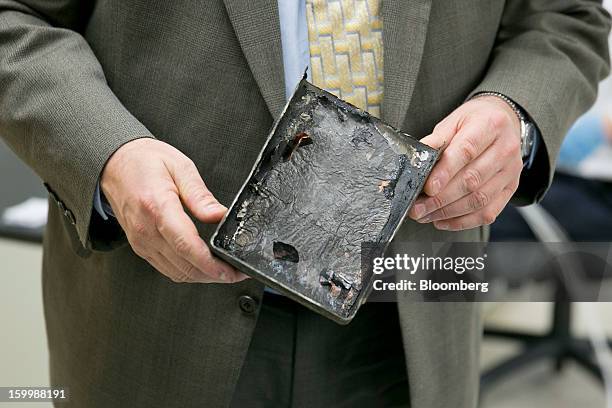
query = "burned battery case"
xmin=210 ymin=78 xmax=438 ymax=324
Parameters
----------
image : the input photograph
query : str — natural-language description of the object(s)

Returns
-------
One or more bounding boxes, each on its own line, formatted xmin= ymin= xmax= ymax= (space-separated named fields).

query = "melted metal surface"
xmin=212 ymin=80 xmax=437 ymax=322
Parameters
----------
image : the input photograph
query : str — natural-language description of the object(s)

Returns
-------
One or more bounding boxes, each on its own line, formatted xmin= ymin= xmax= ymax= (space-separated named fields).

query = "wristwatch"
xmin=474 ymin=92 xmax=537 ymax=163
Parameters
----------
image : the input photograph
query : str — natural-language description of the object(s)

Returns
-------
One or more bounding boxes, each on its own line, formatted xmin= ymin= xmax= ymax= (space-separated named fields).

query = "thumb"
xmin=169 ymin=160 xmax=227 ymax=224
xmin=419 ymin=119 xmax=456 ymax=151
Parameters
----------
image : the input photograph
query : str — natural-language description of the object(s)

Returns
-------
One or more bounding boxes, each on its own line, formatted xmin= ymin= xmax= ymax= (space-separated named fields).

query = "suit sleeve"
xmin=0 ymin=0 xmax=154 ymax=248
xmin=470 ymin=0 xmax=611 ymax=205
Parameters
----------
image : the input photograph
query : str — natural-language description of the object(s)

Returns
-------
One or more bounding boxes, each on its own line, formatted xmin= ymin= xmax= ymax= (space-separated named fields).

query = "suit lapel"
xmin=382 ymin=0 xmax=433 ymax=129
xmin=223 ymin=0 xmax=286 ymax=118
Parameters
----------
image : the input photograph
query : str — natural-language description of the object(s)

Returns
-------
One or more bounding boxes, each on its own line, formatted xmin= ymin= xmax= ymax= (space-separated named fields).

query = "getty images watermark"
xmin=371 ymin=252 xmax=490 ymax=293
xmin=362 ymin=242 xmax=612 ymax=302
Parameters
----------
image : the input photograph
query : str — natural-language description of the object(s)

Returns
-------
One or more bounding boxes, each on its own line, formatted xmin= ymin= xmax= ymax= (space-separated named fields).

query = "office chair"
xmin=480 ymin=204 xmax=612 ymax=390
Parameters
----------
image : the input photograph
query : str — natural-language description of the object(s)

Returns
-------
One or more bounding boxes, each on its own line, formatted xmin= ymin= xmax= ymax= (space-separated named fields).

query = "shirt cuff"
xmin=93 ymin=182 xmax=115 ymax=220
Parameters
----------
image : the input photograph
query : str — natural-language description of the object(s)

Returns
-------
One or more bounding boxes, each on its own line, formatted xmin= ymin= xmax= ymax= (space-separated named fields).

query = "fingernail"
xmin=204 ymin=203 xmax=223 ymax=212
xmin=219 ymin=271 xmax=227 ymax=281
xmin=436 ymin=222 xmax=449 ymax=230
xmin=430 ymin=178 xmax=441 ymax=196
xmin=417 ymin=216 xmax=431 ymax=223
xmin=412 ymin=203 xmax=426 ymax=219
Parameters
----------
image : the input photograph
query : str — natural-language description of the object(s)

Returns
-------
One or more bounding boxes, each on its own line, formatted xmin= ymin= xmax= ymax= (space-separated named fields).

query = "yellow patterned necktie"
xmin=306 ymin=0 xmax=384 ymax=118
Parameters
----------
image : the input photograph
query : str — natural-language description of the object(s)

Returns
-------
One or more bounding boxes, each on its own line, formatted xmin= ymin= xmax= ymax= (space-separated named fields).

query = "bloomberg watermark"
xmin=372 ymin=252 xmax=489 ymax=293
xmin=361 ymin=242 xmax=612 ymax=302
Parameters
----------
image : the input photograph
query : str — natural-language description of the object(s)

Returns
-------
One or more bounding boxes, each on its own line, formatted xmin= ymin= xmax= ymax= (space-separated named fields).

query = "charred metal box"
xmin=210 ymin=78 xmax=438 ymax=324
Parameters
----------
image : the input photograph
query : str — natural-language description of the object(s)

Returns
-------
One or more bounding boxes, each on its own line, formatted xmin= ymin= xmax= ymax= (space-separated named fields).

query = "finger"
xmin=424 ymin=117 xmax=497 ymax=197
xmin=156 ymin=240 xmax=224 ymax=283
xmin=417 ymin=167 xmax=516 ymax=222
xmin=156 ymin=237 xmax=249 ymax=283
xmin=143 ymin=250 xmax=194 ymax=283
xmin=126 ymin=226 xmax=210 ymax=283
xmin=154 ymin=242 xmax=247 ymax=284
xmin=432 ymin=183 xmax=516 ymax=231
xmin=168 ymin=159 xmax=226 ymax=224
xmin=156 ymin=194 xmax=247 ymax=282
xmin=418 ymin=118 xmax=457 ymax=197
xmin=409 ymin=141 xmax=507 ymax=220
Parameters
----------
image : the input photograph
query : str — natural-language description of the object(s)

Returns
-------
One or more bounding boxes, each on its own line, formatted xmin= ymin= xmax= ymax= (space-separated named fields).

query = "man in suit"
xmin=0 ymin=0 xmax=609 ymax=407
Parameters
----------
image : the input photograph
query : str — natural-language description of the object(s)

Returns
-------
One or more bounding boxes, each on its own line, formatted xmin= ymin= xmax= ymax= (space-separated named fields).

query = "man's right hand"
xmin=100 ymin=138 xmax=248 ymax=284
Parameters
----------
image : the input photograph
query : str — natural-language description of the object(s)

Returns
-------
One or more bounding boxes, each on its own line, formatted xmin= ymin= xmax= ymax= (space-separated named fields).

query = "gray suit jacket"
xmin=0 ymin=1 xmax=609 ymax=407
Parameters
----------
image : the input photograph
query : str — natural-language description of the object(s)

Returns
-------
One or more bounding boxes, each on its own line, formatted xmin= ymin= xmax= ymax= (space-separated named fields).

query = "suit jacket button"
xmin=238 ymin=295 xmax=257 ymax=314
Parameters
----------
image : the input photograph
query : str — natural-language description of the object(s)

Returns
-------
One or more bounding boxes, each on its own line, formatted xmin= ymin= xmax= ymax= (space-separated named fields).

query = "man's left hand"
xmin=408 ymin=95 xmax=524 ymax=231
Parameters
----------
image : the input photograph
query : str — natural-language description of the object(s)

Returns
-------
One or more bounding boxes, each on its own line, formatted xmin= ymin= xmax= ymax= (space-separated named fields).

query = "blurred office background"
xmin=3 ymin=3 xmax=612 ymax=407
